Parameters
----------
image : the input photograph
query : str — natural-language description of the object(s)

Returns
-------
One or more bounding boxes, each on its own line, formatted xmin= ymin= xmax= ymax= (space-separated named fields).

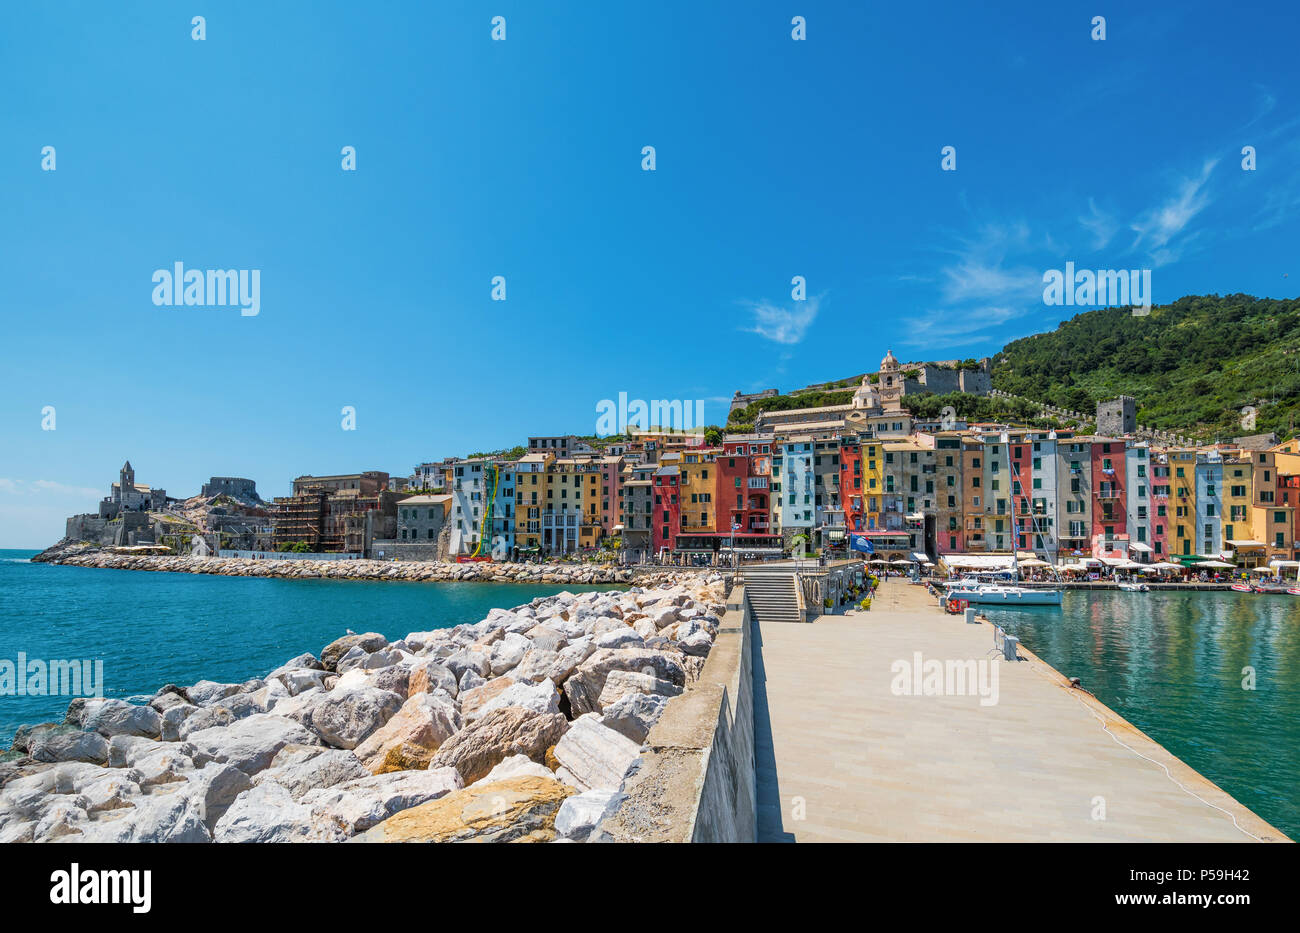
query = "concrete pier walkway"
xmin=753 ymin=580 xmax=1287 ymax=842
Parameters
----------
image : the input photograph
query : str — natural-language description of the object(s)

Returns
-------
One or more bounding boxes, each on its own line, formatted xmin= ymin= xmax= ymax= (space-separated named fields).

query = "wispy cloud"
xmin=1079 ymin=198 xmax=1118 ymax=250
xmin=1130 ymin=158 xmax=1218 ymax=263
xmin=741 ymin=295 xmax=820 ymax=345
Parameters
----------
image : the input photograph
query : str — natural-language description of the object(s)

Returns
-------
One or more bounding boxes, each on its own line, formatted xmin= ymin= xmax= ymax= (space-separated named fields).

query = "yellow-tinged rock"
xmin=373 ymin=742 xmax=437 ymax=774
xmin=352 ymin=776 xmax=574 ymax=843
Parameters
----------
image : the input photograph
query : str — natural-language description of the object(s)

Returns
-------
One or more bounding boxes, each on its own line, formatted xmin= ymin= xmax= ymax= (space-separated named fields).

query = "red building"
xmin=719 ymin=441 xmax=771 ymax=535
xmin=1009 ymin=435 xmax=1035 ymax=551
xmin=1091 ymin=438 xmax=1128 ymax=556
xmin=839 ymin=438 xmax=865 ymax=532
xmin=1280 ymin=474 xmax=1300 ymax=554
xmin=652 ymin=465 xmax=681 ymax=556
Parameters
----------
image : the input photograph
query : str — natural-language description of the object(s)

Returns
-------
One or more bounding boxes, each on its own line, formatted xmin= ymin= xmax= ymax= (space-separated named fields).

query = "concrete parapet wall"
xmin=597 ymin=585 xmax=756 ymax=842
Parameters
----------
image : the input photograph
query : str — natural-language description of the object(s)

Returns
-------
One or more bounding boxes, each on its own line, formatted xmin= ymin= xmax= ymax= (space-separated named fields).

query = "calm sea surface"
xmin=0 ymin=549 xmax=616 ymax=742
xmin=982 ymin=589 xmax=1300 ymax=841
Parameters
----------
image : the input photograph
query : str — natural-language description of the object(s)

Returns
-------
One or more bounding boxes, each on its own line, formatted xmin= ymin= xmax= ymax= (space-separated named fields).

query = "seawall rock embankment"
xmin=31 ymin=542 xmax=708 ymax=588
xmin=0 ymin=575 xmax=729 ymax=843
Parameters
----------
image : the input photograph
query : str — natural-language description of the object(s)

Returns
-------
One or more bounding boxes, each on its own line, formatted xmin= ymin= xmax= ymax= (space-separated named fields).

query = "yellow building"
xmin=1247 ymin=450 xmax=1292 ymax=560
xmin=860 ymin=440 xmax=883 ymax=531
xmin=678 ymin=448 xmax=719 ymax=534
xmin=1221 ymin=453 xmax=1254 ymax=551
xmin=512 ymin=453 xmax=551 ymax=550
xmin=1167 ymin=449 xmax=1197 ymax=557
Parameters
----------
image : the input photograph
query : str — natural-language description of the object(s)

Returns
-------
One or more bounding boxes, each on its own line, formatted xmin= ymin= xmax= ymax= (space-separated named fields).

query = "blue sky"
xmin=2 ymin=0 xmax=1298 ymax=546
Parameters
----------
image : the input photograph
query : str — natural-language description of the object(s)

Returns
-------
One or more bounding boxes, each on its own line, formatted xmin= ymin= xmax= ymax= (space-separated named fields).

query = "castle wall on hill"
xmin=66 ymin=514 xmax=112 ymax=545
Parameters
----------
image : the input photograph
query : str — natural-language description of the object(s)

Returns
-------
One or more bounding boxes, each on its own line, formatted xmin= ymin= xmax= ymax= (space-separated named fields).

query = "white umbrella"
xmin=891 ymin=559 xmax=913 ymax=566
xmin=1019 ymin=558 xmax=1049 ymax=567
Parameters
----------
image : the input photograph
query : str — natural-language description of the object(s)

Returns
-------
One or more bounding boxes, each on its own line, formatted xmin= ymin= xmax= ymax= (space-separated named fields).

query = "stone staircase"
xmin=742 ymin=568 xmax=804 ymax=624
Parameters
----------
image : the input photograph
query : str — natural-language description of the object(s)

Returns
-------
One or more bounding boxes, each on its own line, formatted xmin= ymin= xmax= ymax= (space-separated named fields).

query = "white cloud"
xmin=1130 ymin=158 xmax=1218 ymax=260
xmin=1079 ymin=198 xmax=1118 ymax=250
xmin=741 ymin=295 xmax=820 ymax=345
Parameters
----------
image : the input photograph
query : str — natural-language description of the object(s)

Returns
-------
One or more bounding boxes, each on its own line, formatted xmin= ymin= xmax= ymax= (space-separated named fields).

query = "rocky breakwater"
xmin=32 ymin=541 xmax=705 ymax=588
xmin=0 ymin=577 xmax=727 ymax=843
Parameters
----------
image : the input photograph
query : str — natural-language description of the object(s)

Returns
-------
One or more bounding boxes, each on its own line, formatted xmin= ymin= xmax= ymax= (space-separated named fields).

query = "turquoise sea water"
xmin=982 ymin=590 xmax=1300 ymax=842
xmin=0 ymin=549 xmax=617 ymax=742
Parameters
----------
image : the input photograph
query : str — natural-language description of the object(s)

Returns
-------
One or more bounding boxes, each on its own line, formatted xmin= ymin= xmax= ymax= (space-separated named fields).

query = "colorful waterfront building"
xmin=678 ymin=448 xmax=719 ymax=536
xmin=838 ymin=436 xmax=865 ymax=533
xmin=720 ymin=438 xmax=772 ymax=535
xmin=812 ymin=438 xmax=845 ymax=549
xmin=923 ymin=433 xmax=963 ymax=554
xmin=1194 ymin=449 xmax=1224 ymax=558
xmin=980 ymin=433 xmax=1012 ymax=552
xmin=961 ymin=438 xmax=986 ymax=552
xmin=1091 ymin=438 xmax=1129 ymax=558
xmin=1058 ymin=438 xmax=1092 ymax=557
xmin=771 ymin=437 xmax=815 ymax=548
xmin=861 ymin=437 xmax=883 ymax=531
xmin=620 ymin=462 xmax=656 ymax=563
xmin=1248 ymin=450 xmax=1292 ymax=561
xmin=651 ymin=461 xmax=681 ymax=556
xmin=1029 ymin=431 xmax=1060 ymax=558
xmin=1221 ymin=452 xmax=1254 ymax=559
xmin=512 ymin=453 xmax=551 ymax=551
xmin=1150 ymin=450 xmax=1171 ymax=559
xmin=1126 ymin=441 xmax=1154 ymax=561
xmin=1166 ymin=448 xmax=1197 ymax=557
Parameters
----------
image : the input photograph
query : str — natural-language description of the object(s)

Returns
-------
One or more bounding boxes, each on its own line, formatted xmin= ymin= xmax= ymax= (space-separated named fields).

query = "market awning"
xmin=1226 ymin=539 xmax=1265 ymax=547
xmin=1129 ymin=542 xmax=1151 ymax=552
xmin=911 ymin=551 xmax=932 ymax=563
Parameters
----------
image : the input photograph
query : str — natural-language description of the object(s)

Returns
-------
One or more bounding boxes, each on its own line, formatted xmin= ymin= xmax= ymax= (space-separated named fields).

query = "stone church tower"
xmin=120 ymin=461 xmax=135 ymax=497
xmin=878 ymin=350 xmax=904 ymax=412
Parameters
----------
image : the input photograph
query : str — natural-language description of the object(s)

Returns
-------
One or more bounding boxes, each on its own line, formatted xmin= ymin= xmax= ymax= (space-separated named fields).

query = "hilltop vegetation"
xmin=726 ymin=389 xmax=855 ymax=432
xmin=901 ymin=392 xmax=1071 ymax=431
xmin=992 ymin=295 xmax=1300 ymax=442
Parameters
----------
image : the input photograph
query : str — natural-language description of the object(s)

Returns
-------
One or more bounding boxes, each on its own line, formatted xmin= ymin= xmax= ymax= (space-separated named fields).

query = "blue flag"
xmin=849 ymin=534 xmax=874 ymax=555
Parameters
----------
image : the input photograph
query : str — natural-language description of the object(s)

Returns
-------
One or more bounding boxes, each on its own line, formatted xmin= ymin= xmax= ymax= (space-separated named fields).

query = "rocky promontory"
xmin=0 ymin=576 xmax=727 ymax=843
xmin=31 ymin=542 xmax=708 ymax=588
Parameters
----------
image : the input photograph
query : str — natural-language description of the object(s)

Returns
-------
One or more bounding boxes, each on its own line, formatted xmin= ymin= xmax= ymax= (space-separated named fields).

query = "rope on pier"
xmin=1029 ymin=664 xmax=1264 ymax=842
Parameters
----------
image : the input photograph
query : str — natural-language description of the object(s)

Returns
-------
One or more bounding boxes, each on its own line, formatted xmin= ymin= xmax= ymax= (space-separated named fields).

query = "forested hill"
xmin=992 ymin=294 xmax=1300 ymax=442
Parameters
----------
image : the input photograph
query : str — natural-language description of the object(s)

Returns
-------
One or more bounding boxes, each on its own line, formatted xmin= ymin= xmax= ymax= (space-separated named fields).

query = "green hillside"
xmin=991 ymin=294 xmax=1300 ymax=442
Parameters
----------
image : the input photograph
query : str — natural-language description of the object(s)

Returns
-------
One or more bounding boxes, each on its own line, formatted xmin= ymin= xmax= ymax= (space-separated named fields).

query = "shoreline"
xmin=29 ymin=545 xmax=712 ymax=588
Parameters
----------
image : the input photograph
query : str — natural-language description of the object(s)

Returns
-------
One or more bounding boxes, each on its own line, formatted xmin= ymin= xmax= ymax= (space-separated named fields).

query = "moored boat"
xmin=1118 ymin=582 xmax=1150 ymax=592
xmin=1230 ymin=582 xmax=1255 ymax=593
xmin=956 ymin=584 xmax=1063 ymax=606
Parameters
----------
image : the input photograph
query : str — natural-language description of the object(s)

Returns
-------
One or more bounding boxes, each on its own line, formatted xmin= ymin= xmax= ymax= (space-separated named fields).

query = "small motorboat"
xmin=1117 ymin=582 xmax=1149 ymax=592
xmin=1287 ymin=588 xmax=1300 ymax=597
xmin=1230 ymin=582 xmax=1255 ymax=593
xmin=1255 ymin=582 xmax=1291 ymax=594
